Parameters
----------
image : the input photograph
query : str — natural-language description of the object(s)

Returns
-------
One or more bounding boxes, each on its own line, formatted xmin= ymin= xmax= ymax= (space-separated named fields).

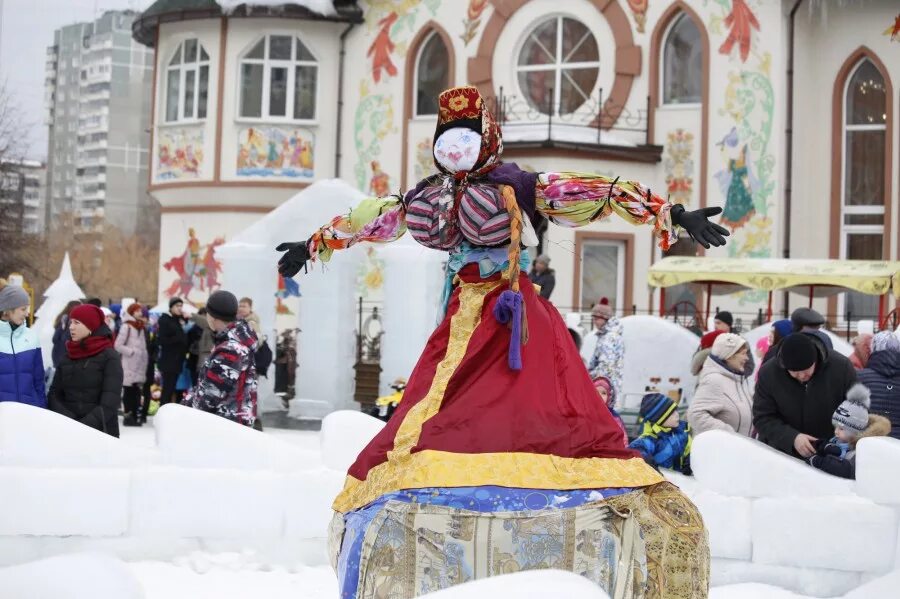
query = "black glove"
xmin=276 ymin=241 xmax=312 ymax=278
xmin=822 ymin=442 xmax=843 ymax=457
xmin=671 ymin=204 xmax=731 ymax=249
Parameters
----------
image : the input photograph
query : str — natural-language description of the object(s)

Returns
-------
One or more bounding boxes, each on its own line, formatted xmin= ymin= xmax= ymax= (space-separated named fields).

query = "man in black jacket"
xmin=157 ymin=297 xmax=188 ymax=405
xmin=753 ymin=332 xmax=857 ymax=459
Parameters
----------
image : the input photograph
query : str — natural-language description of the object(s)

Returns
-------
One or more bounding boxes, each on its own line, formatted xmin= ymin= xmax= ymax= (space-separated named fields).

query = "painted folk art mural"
xmin=156 ymin=127 xmax=204 ymax=181
xmin=163 ymin=228 xmax=224 ymax=301
xmin=664 ymin=129 xmax=694 ymax=206
xmin=236 ymin=127 xmax=315 ymax=179
xmin=707 ymin=0 xmax=777 ymax=303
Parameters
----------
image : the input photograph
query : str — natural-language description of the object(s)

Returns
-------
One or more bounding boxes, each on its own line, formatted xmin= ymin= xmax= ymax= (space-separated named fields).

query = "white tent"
xmin=34 ymin=253 xmax=86 ymax=366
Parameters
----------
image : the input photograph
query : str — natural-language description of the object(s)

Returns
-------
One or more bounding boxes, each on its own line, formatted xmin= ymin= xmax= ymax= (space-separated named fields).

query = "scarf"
xmin=66 ymin=335 xmax=113 ymax=360
xmin=126 ymin=319 xmax=145 ymax=331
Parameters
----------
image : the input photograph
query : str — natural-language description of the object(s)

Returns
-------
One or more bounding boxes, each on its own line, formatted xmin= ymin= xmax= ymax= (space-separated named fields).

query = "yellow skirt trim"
xmin=332 ymin=450 xmax=664 ymax=513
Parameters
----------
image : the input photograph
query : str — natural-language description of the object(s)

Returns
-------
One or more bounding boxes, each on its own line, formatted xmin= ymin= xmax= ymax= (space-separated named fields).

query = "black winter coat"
xmin=529 ymin=269 xmax=556 ymax=300
xmin=157 ymin=313 xmax=188 ymax=373
xmin=753 ymin=333 xmax=857 ymax=458
xmin=858 ymin=349 xmax=900 ymax=440
xmin=49 ymin=336 xmax=123 ymax=438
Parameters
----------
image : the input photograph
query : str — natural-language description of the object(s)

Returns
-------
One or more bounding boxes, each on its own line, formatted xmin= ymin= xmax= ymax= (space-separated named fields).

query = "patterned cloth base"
xmin=328 ymin=482 xmax=709 ymax=599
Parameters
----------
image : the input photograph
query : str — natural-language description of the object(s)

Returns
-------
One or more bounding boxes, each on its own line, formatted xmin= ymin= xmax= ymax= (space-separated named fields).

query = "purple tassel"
xmin=493 ymin=289 xmax=523 ymax=371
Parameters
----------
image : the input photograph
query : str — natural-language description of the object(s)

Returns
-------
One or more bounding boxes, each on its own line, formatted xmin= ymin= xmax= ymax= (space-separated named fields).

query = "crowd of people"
xmin=580 ymin=301 xmax=900 ymax=481
xmin=0 ymin=278 xmax=273 ymax=436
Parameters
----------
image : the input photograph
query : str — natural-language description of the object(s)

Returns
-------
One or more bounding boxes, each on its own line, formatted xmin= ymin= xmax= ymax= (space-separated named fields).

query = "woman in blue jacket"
xmin=0 ymin=282 xmax=46 ymax=407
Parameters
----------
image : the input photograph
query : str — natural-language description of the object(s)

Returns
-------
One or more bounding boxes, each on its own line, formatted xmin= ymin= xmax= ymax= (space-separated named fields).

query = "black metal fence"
xmin=484 ymin=86 xmax=651 ymax=147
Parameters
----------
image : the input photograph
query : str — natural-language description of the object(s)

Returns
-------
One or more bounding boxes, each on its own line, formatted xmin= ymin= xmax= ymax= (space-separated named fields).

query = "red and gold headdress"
xmin=433 ymin=86 xmax=503 ymax=175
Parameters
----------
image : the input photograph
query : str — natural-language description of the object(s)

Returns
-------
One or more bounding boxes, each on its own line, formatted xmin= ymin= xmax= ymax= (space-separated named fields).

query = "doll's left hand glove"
xmin=276 ymin=241 xmax=312 ymax=278
xmin=671 ymin=205 xmax=731 ymax=249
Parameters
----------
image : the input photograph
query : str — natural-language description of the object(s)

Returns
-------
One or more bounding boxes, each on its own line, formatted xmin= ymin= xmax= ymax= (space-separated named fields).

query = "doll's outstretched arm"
xmin=276 ymin=196 xmax=407 ymax=277
xmin=535 ymin=171 xmax=729 ymax=250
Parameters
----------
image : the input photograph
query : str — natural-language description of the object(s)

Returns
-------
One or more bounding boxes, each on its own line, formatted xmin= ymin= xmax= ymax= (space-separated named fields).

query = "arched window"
xmin=662 ymin=13 xmax=702 ymax=105
xmin=414 ymin=32 xmax=450 ymax=117
xmin=516 ymin=16 xmax=600 ymax=116
xmin=165 ymin=38 xmax=210 ymax=122
xmin=239 ymin=35 xmax=317 ymax=120
xmin=841 ymin=58 xmax=888 ymax=320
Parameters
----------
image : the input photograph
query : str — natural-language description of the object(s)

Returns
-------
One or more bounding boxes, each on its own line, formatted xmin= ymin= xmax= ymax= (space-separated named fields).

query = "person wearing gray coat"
xmin=688 ymin=333 xmax=754 ymax=437
xmin=115 ymin=304 xmax=149 ymax=426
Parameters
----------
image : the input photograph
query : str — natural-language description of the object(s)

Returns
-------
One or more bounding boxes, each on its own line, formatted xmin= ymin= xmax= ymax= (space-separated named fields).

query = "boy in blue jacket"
xmin=629 ymin=393 xmax=692 ymax=475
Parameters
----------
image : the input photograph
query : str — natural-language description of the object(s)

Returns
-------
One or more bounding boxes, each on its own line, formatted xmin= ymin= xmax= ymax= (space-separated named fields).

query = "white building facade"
xmin=135 ymin=0 xmax=900 ymax=327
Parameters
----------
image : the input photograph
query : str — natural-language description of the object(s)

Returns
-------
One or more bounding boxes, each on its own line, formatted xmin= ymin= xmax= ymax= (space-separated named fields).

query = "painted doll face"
xmin=434 ymin=127 xmax=482 ymax=173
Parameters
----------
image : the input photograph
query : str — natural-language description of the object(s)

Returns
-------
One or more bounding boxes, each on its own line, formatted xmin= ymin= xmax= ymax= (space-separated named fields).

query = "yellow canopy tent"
xmin=648 ymin=257 xmax=900 ymax=325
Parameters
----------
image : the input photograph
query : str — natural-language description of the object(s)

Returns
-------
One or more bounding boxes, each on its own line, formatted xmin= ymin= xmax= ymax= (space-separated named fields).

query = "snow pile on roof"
xmin=217 ymin=0 xmax=337 ymax=16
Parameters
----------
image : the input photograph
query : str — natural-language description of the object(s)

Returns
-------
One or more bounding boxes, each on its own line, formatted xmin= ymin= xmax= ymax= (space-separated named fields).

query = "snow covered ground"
xmin=2 ymin=404 xmax=899 ymax=598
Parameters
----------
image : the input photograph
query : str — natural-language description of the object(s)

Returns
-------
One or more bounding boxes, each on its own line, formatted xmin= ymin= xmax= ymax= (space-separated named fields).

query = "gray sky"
xmin=0 ymin=0 xmax=150 ymax=160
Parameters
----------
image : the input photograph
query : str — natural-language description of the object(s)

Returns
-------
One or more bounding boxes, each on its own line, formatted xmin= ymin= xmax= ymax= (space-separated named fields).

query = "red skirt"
xmin=334 ymin=264 xmax=661 ymax=512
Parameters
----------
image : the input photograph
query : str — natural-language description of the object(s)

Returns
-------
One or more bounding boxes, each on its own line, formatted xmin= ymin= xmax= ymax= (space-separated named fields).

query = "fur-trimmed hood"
xmin=858 ymin=413 xmax=892 ymax=442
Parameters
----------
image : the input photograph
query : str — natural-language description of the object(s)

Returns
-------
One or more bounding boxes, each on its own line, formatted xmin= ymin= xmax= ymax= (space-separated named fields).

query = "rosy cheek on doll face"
xmin=434 ymin=128 xmax=482 ymax=173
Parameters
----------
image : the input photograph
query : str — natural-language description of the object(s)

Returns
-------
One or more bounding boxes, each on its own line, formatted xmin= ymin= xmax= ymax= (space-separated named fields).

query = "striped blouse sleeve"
xmin=535 ymin=171 xmax=679 ymax=251
xmin=307 ymin=196 xmax=407 ymax=263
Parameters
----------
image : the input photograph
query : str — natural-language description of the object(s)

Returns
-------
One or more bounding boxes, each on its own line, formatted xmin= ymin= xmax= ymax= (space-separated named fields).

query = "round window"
xmin=516 ymin=16 xmax=600 ymax=116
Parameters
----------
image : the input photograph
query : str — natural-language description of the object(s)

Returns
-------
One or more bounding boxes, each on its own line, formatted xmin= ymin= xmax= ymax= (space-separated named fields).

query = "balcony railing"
xmin=485 ymin=86 xmax=652 ymax=149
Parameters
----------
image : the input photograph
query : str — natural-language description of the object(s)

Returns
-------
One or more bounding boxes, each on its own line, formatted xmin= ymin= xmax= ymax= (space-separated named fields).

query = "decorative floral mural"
xmin=156 ymin=127 xmax=204 ymax=181
xmin=460 ymin=0 xmax=489 ymax=45
xmin=884 ymin=14 xmax=900 ymax=42
xmin=413 ymin=137 xmax=433 ymax=180
xmin=663 ymin=129 xmax=694 ymax=206
xmin=627 ymin=0 xmax=648 ymax=33
xmin=236 ymin=127 xmax=314 ymax=179
xmin=357 ymin=246 xmax=385 ymax=296
xmin=163 ymin=228 xmax=224 ymax=301
xmin=354 ymin=81 xmax=395 ymax=191
xmin=708 ymin=0 xmax=777 ymax=303
xmin=369 ymin=161 xmax=391 ymax=196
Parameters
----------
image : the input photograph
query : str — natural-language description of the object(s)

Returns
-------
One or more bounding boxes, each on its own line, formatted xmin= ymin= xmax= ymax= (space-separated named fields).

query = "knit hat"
xmin=714 ymin=311 xmax=733 ymax=328
xmin=169 ymin=297 xmax=184 ymax=309
xmin=535 ymin=254 xmax=551 ymax=266
xmin=206 ymin=290 xmax=238 ymax=322
xmin=69 ymin=304 xmax=105 ymax=333
xmin=711 ymin=333 xmax=746 ymax=361
xmin=639 ymin=393 xmax=678 ymax=427
xmin=0 ymin=284 xmax=29 ymax=313
xmin=772 ymin=319 xmax=793 ymax=340
xmin=780 ymin=333 xmax=818 ymax=371
xmin=872 ymin=331 xmax=900 ymax=353
xmin=832 ymin=384 xmax=871 ymax=436
xmin=791 ymin=307 xmax=825 ymax=331
xmin=126 ymin=303 xmax=143 ymax=317
xmin=594 ymin=297 xmax=613 ymax=319
xmin=593 ymin=376 xmax=612 ymax=394
xmin=700 ymin=330 xmax=725 ymax=350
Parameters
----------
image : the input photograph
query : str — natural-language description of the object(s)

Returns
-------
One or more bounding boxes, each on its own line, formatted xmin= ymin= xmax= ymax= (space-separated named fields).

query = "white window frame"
xmin=838 ymin=58 xmax=887 ymax=322
xmin=515 ymin=15 xmax=601 ymax=118
xmin=413 ymin=31 xmax=448 ymax=119
xmin=164 ymin=37 xmax=210 ymax=124
xmin=660 ymin=13 xmax=702 ymax=108
xmin=237 ymin=34 xmax=319 ymax=124
xmin=579 ymin=238 xmax=626 ymax=315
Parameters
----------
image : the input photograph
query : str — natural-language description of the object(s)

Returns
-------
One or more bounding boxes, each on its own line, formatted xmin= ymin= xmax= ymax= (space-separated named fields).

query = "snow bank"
xmin=691 ymin=490 xmax=752 ymax=560
xmin=752 ymin=496 xmax=896 ymax=573
xmin=319 ymin=410 xmax=384 ymax=472
xmin=217 ymin=0 xmax=337 ymax=17
xmin=154 ymin=404 xmax=316 ymax=471
xmin=691 ymin=430 xmax=853 ymax=497
xmin=710 ymin=559 xmax=861 ymax=597
xmin=419 ymin=570 xmax=611 ymax=599
xmin=131 ymin=467 xmax=286 ymax=539
xmin=709 ymin=583 xmax=811 ymax=599
xmin=0 ymin=402 xmax=156 ymax=468
xmin=0 ymin=468 xmax=130 ymax=536
xmin=0 ymin=553 xmax=143 ymax=599
xmin=854 ymin=436 xmax=900 ymax=504
xmin=843 ymin=569 xmax=900 ymax=599
xmin=284 ymin=468 xmax=345 ymax=539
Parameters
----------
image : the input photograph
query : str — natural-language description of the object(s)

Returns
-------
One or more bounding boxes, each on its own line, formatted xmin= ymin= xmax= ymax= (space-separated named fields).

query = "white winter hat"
xmin=711 ymin=333 xmax=746 ymax=360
